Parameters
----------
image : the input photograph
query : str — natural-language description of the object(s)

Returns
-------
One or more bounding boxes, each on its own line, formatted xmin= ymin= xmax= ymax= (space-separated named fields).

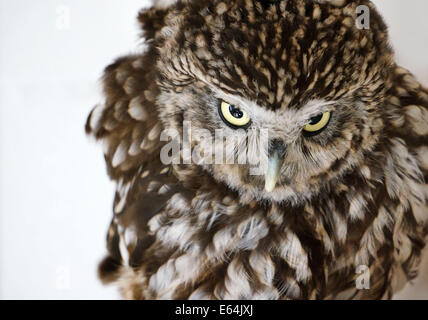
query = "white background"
xmin=0 ymin=0 xmax=427 ymax=299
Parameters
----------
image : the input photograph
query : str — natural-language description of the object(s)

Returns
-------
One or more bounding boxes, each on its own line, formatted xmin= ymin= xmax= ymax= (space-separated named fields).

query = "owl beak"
xmin=264 ymin=141 xmax=285 ymax=192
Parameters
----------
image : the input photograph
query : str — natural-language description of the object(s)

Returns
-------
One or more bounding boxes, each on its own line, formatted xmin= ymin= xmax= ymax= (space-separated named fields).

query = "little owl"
xmin=86 ymin=0 xmax=428 ymax=299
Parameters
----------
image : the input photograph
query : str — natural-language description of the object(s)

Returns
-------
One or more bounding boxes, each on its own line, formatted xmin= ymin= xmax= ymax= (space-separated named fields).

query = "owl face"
xmin=155 ymin=0 xmax=394 ymax=203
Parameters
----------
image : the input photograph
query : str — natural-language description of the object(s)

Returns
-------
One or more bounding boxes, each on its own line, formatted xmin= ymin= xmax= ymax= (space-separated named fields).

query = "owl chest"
xmin=144 ymin=194 xmax=385 ymax=299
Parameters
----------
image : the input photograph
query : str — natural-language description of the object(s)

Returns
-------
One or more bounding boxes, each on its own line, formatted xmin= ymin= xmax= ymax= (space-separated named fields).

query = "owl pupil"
xmin=309 ymin=114 xmax=323 ymax=125
xmin=229 ymin=105 xmax=243 ymax=119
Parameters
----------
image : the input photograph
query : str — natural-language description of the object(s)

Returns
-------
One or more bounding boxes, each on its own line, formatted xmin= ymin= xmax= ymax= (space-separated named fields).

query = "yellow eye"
xmin=303 ymin=111 xmax=331 ymax=135
xmin=218 ymin=100 xmax=251 ymax=129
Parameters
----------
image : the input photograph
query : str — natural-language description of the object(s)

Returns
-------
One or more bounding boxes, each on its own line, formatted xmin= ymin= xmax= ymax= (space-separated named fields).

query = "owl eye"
xmin=302 ymin=111 xmax=331 ymax=136
xmin=218 ymin=100 xmax=251 ymax=129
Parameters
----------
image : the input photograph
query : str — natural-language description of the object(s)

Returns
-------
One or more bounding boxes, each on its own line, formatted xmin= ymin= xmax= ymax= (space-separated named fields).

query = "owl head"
xmin=148 ymin=0 xmax=394 ymax=204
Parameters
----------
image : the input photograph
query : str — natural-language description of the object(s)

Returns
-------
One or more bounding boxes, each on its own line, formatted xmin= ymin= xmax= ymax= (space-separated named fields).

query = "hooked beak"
xmin=264 ymin=141 xmax=285 ymax=192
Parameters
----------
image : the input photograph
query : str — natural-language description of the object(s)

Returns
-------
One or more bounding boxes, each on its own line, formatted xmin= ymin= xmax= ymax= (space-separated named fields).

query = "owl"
xmin=86 ymin=0 xmax=428 ymax=299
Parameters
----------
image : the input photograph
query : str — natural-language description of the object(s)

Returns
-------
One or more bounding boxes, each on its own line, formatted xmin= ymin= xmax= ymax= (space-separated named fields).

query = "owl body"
xmin=87 ymin=0 xmax=428 ymax=299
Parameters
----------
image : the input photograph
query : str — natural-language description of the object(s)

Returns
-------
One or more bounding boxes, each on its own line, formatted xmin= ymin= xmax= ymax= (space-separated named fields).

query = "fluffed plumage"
xmin=86 ymin=0 xmax=428 ymax=299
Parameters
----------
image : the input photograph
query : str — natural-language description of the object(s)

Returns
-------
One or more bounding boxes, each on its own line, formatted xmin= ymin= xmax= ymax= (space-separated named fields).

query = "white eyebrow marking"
xmin=301 ymin=100 xmax=337 ymax=117
xmin=214 ymin=87 xmax=337 ymax=121
xmin=282 ymin=100 xmax=337 ymax=126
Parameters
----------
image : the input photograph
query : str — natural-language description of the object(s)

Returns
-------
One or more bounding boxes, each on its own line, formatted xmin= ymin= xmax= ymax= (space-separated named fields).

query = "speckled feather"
xmin=86 ymin=0 xmax=428 ymax=299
